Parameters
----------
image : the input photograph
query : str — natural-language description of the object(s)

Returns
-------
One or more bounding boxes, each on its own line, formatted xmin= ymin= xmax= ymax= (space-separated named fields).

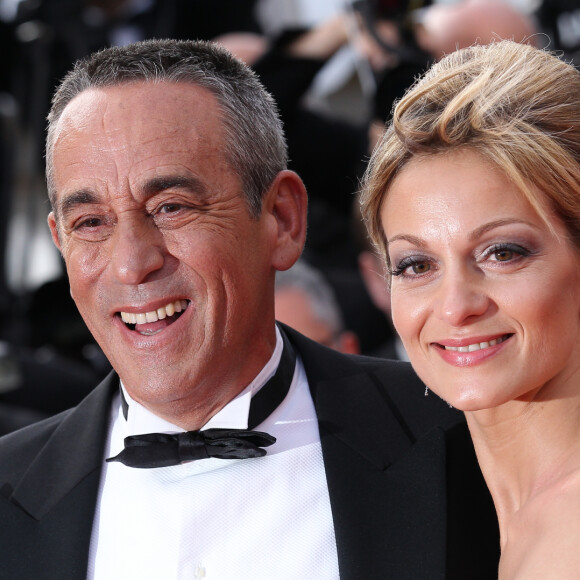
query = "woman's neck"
xmin=466 ymin=393 xmax=580 ymax=543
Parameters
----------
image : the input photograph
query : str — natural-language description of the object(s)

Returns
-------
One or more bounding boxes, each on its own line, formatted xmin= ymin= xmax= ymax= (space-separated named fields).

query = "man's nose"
xmin=110 ymin=217 xmax=165 ymax=285
xmin=434 ymin=268 xmax=490 ymax=327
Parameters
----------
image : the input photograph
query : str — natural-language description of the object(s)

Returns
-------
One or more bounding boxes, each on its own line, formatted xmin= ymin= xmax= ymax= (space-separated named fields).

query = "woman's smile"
xmin=381 ymin=149 xmax=580 ymax=411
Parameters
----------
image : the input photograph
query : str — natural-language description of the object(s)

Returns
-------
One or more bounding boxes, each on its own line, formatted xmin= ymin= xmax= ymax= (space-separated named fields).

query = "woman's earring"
xmin=424 ymin=386 xmax=429 ymax=397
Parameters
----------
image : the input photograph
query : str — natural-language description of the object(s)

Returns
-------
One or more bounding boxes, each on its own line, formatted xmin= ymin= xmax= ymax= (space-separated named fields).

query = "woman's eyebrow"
xmin=386 ymin=233 xmax=427 ymax=246
xmin=468 ymin=218 xmax=536 ymax=241
xmin=387 ymin=219 xmax=536 ymax=245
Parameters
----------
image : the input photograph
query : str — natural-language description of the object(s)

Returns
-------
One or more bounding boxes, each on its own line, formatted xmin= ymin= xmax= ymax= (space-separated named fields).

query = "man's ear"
xmin=47 ymin=212 xmax=62 ymax=252
xmin=263 ymin=170 xmax=308 ymax=271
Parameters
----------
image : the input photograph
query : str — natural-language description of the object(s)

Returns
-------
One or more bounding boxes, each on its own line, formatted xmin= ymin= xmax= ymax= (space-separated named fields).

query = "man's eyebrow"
xmin=142 ymin=175 xmax=208 ymax=198
xmin=58 ymin=190 xmax=100 ymax=220
xmin=56 ymin=175 xmax=210 ymax=219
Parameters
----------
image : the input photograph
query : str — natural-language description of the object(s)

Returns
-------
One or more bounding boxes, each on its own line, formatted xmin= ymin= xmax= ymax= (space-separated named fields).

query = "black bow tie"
xmin=107 ymin=328 xmax=296 ymax=469
xmin=106 ymin=429 xmax=276 ymax=468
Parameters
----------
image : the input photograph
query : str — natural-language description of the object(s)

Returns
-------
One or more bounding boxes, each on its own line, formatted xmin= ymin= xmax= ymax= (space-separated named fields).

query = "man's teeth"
xmin=120 ymin=300 xmax=188 ymax=325
xmin=444 ymin=335 xmax=508 ymax=352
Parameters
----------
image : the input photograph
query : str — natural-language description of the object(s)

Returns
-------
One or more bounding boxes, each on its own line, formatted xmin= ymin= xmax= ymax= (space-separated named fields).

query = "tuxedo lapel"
xmin=0 ymin=372 xmax=117 ymax=579
xmin=313 ymin=366 xmax=449 ymax=580
xmin=445 ymin=423 xmax=500 ymax=579
xmin=284 ymin=326 xmax=452 ymax=579
xmin=8 ymin=372 xmax=116 ymax=519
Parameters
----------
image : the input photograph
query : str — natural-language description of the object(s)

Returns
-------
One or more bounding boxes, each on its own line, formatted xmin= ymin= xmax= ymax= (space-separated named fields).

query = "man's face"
xmin=48 ymin=81 xmax=292 ymax=424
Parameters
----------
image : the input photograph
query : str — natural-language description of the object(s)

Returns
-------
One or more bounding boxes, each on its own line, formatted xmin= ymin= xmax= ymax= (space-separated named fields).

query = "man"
xmin=0 ymin=39 xmax=499 ymax=579
xmin=275 ymin=259 xmax=360 ymax=354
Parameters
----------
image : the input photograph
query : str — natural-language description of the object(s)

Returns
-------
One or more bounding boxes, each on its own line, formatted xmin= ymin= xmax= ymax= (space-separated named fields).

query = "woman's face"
xmin=380 ymin=149 xmax=580 ymax=411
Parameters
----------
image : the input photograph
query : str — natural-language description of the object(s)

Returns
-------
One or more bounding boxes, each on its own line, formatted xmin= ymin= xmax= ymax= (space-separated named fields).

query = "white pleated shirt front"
xmin=87 ymin=328 xmax=339 ymax=579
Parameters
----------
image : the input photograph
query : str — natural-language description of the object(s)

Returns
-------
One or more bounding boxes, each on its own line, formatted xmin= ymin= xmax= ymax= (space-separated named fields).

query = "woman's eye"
xmin=410 ymin=262 xmax=430 ymax=274
xmin=493 ymin=248 xmax=514 ymax=261
xmin=391 ymin=257 xmax=433 ymax=277
xmin=485 ymin=243 xmax=530 ymax=263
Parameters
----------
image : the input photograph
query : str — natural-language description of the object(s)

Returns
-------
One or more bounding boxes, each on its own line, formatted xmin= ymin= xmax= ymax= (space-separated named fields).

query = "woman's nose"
xmin=434 ymin=269 xmax=490 ymax=326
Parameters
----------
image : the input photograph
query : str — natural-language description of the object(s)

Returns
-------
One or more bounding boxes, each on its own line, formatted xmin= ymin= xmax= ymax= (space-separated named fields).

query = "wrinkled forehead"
xmin=52 ymin=81 xmax=224 ymax=149
xmin=48 ymin=81 xmax=239 ymax=216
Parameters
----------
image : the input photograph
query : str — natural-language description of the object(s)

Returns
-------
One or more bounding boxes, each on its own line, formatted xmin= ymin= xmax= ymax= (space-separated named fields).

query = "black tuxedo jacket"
xmin=0 ymin=326 xmax=499 ymax=579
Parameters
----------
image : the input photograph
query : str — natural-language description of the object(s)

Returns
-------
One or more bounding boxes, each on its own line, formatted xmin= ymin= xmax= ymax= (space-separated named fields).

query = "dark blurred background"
xmin=0 ymin=0 xmax=576 ymax=433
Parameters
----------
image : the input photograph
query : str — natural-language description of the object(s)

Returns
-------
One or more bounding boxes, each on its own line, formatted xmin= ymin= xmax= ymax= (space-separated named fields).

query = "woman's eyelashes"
xmin=478 ymin=242 xmax=534 ymax=264
xmin=388 ymin=242 xmax=537 ymax=279
xmin=390 ymin=255 xmax=434 ymax=278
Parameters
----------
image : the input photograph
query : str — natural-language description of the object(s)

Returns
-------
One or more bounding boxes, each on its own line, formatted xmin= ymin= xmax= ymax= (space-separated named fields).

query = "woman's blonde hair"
xmin=360 ymin=40 xmax=580 ymax=266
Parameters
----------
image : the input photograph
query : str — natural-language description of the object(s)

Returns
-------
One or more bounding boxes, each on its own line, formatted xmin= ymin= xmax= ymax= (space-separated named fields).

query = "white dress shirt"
xmin=87 ymin=328 xmax=339 ymax=579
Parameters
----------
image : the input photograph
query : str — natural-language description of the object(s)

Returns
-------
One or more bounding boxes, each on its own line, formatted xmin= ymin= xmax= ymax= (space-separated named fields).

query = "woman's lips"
xmin=439 ymin=334 xmax=511 ymax=352
xmin=433 ymin=334 xmax=513 ymax=366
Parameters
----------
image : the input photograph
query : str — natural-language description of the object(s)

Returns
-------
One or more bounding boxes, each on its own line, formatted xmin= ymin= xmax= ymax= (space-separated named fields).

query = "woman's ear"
xmin=263 ymin=170 xmax=308 ymax=272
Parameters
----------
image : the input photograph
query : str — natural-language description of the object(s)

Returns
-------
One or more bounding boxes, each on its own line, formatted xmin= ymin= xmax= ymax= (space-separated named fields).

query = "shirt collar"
xmin=120 ymin=326 xmax=284 ymax=436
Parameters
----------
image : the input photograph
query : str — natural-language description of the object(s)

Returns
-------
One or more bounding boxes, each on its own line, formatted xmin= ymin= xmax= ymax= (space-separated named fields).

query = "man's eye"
xmin=76 ymin=217 xmax=102 ymax=229
xmin=159 ymin=204 xmax=182 ymax=214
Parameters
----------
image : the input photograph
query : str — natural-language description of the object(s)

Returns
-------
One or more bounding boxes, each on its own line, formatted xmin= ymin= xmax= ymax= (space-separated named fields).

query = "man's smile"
xmin=119 ymin=299 xmax=189 ymax=335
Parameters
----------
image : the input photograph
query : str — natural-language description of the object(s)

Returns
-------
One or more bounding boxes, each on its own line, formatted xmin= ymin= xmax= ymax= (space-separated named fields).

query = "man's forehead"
xmin=50 ymin=80 xmax=238 ymax=214
xmin=52 ymin=81 xmax=226 ymax=163
xmin=56 ymin=81 xmax=219 ymax=132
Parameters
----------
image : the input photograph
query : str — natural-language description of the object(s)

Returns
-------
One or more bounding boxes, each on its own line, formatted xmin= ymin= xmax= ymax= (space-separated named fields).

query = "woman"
xmin=360 ymin=40 xmax=580 ymax=578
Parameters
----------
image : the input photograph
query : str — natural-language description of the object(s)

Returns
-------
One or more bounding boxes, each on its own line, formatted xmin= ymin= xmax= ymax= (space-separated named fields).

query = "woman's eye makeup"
xmin=388 ymin=240 xmax=537 ymax=279
xmin=389 ymin=255 xmax=434 ymax=277
xmin=479 ymin=242 xmax=534 ymax=263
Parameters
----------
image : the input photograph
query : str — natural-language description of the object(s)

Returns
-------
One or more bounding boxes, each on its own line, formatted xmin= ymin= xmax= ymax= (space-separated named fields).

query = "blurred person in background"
xmin=275 ymin=259 xmax=360 ymax=354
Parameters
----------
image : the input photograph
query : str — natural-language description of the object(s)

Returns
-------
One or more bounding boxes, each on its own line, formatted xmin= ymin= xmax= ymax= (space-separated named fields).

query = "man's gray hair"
xmin=46 ymin=38 xmax=288 ymax=217
xmin=275 ymin=260 xmax=345 ymax=336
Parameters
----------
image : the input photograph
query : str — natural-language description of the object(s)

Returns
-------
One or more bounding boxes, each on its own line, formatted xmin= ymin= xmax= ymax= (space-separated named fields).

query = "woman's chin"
xmin=429 ymin=388 xmax=501 ymax=413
